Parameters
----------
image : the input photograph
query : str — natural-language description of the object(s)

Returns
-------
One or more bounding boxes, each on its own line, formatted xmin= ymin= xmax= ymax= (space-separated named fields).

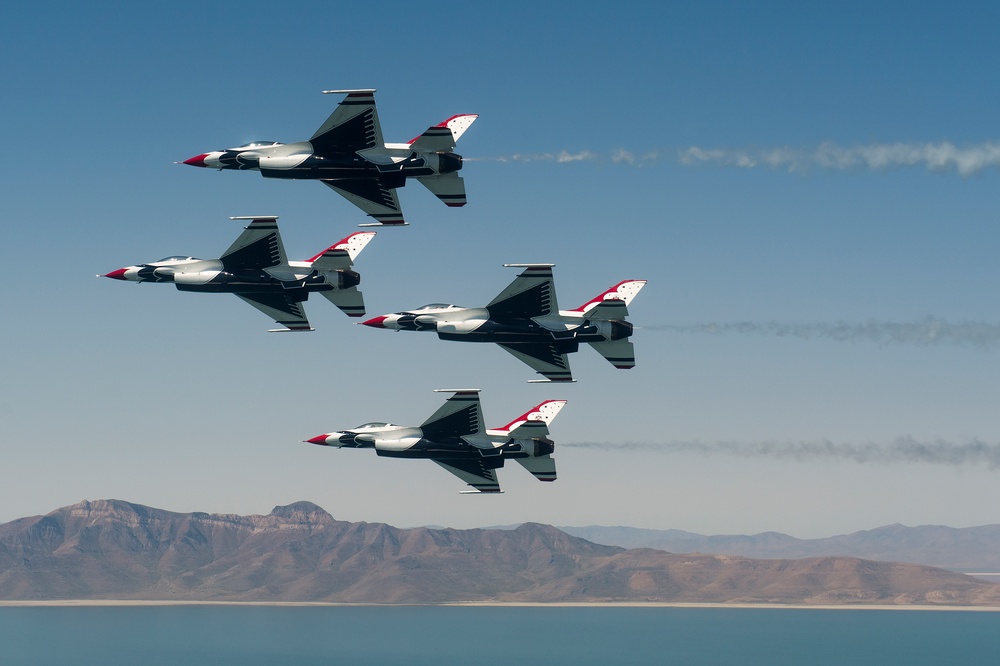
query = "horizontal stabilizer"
xmin=320 ymin=287 xmax=366 ymax=318
xmin=590 ymin=338 xmax=636 ymax=369
xmin=515 ymin=456 xmax=557 ymax=482
xmin=416 ymin=173 xmax=468 ymax=207
xmin=308 ymin=231 xmax=376 ymax=269
xmin=408 ymin=114 xmax=478 ymax=151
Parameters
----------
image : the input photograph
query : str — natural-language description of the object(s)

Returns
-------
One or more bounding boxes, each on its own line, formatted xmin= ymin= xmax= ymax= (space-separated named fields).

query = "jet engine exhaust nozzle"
xmin=438 ymin=152 xmax=463 ymax=174
xmin=610 ymin=320 xmax=634 ymax=340
xmin=338 ymin=270 xmax=361 ymax=290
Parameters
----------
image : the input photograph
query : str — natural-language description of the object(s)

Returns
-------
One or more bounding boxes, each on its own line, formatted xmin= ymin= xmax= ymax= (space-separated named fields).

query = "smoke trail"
xmin=467 ymin=149 xmax=659 ymax=166
xmin=468 ymin=141 xmax=1000 ymax=176
xmin=678 ymin=141 xmax=1000 ymax=176
xmin=464 ymin=150 xmax=598 ymax=163
xmin=652 ymin=317 xmax=1000 ymax=350
xmin=564 ymin=437 xmax=1000 ymax=468
xmin=611 ymin=149 xmax=661 ymax=167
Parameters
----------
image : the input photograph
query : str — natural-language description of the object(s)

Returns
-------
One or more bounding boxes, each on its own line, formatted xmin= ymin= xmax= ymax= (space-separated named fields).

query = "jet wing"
xmin=487 ymin=265 xmax=558 ymax=319
xmin=221 ymin=218 xmax=286 ymax=271
xmin=420 ymin=390 xmax=485 ymax=438
xmin=497 ymin=343 xmax=574 ymax=382
xmin=235 ymin=293 xmax=312 ymax=332
xmin=311 ymin=90 xmax=385 ymax=154
xmin=432 ymin=459 xmax=501 ymax=493
xmin=322 ymin=180 xmax=406 ymax=226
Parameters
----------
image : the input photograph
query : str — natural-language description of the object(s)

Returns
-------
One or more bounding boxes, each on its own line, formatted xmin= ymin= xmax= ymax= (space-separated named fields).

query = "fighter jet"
xmin=306 ymin=390 xmax=566 ymax=493
xmin=181 ymin=89 xmax=478 ymax=226
xmin=102 ymin=216 xmax=375 ymax=331
xmin=361 ymin=264 xmax=646 ymax=382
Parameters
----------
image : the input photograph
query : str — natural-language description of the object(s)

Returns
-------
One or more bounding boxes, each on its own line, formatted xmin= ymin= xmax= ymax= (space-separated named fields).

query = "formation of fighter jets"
xmin=104 ymin=89 xmax=646 ymax=492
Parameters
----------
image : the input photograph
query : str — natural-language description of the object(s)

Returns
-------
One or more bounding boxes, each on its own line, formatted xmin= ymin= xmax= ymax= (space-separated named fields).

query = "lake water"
xmin=2 ymin=605 xmax=999 ymax=665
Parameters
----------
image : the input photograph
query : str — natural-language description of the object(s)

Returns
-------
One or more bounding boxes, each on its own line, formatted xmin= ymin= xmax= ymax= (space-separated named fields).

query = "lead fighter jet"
xmin=361 ymin=264 xmax=646 ymax=382
xmin=306 ymin=390 xmax=566 ymax=493
xmin=102 ymin=216 xmax=375 ymax=331
xmin=181 ymin=89 xmax=478 ymax=226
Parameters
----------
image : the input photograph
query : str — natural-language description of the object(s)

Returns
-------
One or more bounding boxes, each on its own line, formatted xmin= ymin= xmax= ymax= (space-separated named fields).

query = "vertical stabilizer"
xmin=308 ymin=231 xmax=376 ymax=269
xmin=567 ymin=279 xmax=646 ymax=315
xmin=494 ymin=399 xmax=567 ymax=434
xmin=408 ymin=114 xmax=479 ymax=151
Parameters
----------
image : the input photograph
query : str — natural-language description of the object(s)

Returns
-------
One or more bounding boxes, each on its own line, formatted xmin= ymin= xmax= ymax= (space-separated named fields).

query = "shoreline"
xmin=1 ymin=600 xmax=999 ymax=611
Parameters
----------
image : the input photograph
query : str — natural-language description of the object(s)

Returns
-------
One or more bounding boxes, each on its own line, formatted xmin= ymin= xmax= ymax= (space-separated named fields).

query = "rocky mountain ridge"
xmin=558 ymin=523 xmax=1000 ymax=570
xmin=2 ymin=500 xmax=999 ymax=605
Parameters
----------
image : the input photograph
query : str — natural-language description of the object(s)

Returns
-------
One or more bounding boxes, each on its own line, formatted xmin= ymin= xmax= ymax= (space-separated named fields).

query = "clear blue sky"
xmin=2 ymin=2 xmax=1000 ymax=538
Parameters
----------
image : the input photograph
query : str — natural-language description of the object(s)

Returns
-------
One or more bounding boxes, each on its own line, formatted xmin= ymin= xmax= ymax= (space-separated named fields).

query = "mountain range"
xmin=557 ymin=524 xmax=1000 ymax=571
xmin=2 ymin=499 xmax=999 ymax=605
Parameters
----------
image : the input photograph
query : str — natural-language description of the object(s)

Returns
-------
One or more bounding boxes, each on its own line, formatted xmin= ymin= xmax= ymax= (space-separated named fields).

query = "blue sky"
xmin=2 ymin=2 xmax=1000 ymax=538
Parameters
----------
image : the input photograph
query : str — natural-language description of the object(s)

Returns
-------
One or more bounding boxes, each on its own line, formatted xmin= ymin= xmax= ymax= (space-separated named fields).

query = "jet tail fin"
xmin=416 ymin=173 xmax=468 ymax=208
xmin=319 ymin=288 xmax=365 ymax=318
xmin=590 ymin=339 xmax=636 ymax=370
xmin=307 ymin=231 xmax=376 ymax=270
xmin=568 ymin=280 xmax=647 ymax=316
xmin=493 ymin=400 xmax=567 ymax=437
xmin=408 ymin=114 xmax=479 ymax=152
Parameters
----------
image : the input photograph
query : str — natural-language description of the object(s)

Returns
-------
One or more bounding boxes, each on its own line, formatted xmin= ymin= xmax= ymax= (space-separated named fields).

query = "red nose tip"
xmin=361 ymin=316 xmax=388 ymax=328
xmin=306 ymin=434 xmax=330 ymax=445
xmin=103 ymin=268 xmax=128 ymax=280
xmin=182 ymin=153 xmax=209 ymax=167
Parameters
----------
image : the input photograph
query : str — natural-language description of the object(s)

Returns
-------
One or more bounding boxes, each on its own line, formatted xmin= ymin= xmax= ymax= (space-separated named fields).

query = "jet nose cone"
xmin=103 ymin=268 xmax=128 ymax=280
xmin=182 ymin=153 xmax=209 ymax=167
xmin=360 ymin=315 xmax=388 ymax=329
xmin=305 ymin=434 xmax=331 ymax=445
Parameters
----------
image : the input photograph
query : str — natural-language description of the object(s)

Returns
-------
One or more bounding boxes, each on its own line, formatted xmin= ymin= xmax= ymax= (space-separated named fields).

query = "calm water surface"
xmin=2 ymin=606 xmax=999 ymax=665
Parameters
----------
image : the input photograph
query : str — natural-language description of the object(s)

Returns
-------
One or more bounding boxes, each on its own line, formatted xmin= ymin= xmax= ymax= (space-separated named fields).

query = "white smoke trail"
xmin=611 ymin=148 xmax=661 ymax=167
xmin=653 ymin=317 xmax=1000 ymax=350
xmin=464 ymin=150 xmax=598 ymax=163
xmin=678 ymin=141 xmax=1000 ymax=176
xmin=564 ymin=437 xmax=1000 ymax=468
xmin=467 ymin=148 xmax=661 ymax=166
xmin=468 ymin=141 xmax=1000 ymax=176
